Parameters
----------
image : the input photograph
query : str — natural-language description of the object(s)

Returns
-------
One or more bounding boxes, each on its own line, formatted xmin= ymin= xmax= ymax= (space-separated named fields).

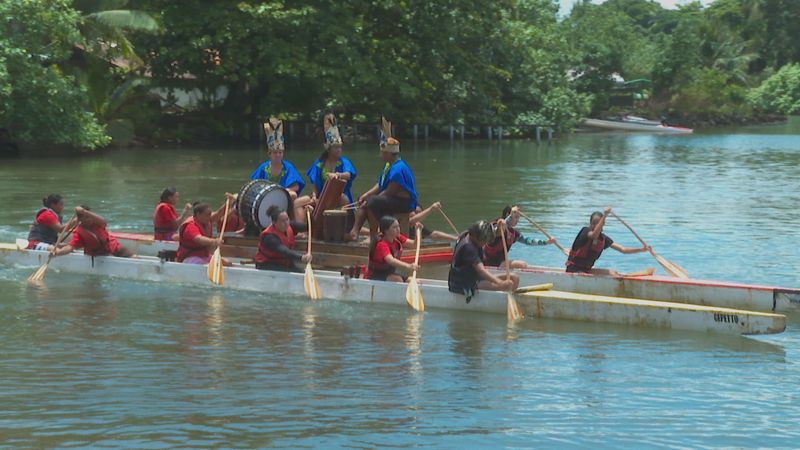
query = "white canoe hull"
xmin=0 ymin=244 xmax=785 ymax=335
xmin=498 ymin=266 xmax=800 ymax=313
xmin=104 ymin=233 xmax=800 ymax=314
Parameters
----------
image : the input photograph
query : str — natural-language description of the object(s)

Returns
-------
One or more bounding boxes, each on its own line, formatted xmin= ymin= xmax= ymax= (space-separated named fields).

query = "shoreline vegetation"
xmin=2 ymin=0 xmax=799 ymax=154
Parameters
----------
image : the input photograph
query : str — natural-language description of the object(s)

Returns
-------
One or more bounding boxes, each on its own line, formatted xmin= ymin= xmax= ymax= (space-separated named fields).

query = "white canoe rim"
xmin=109 ymin=232 xmax=800 ymax=314
xmin=0 ymin=243 xmax=785 ymax=336
xmin=500 ymin=265 xmax=800 ymax=314
xmin=581 ymin=118 xmax=693 ymax=133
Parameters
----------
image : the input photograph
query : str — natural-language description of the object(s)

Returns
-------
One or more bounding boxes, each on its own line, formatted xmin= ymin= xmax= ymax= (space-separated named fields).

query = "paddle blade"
xmin=655 ymin=254 xmax=689 ymax=279
xmin=405 ymin=274 xmax=424 ymax=312
xmin=621 ymin=267 xmax=656 ymax=278
xmin=507 ymin=293 xmax=523 ymax=321
xmin=16 ymin=239 xmax=28 ymax=250
xmin=208 ymin=249 xmax=224 ymax=285
xmin=304 ymin=263 xmax=320 ymax=300
xmin=514 ymin=283 xmax=553 ymax=294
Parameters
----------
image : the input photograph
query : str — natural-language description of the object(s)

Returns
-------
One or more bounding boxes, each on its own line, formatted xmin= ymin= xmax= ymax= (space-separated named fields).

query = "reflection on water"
xmin=1 ymin=130 xmax=800 ymax=447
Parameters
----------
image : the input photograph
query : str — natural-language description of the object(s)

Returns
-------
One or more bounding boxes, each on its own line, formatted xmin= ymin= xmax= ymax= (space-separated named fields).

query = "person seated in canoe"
xmin=306 ymin=113 xmax=357 ymax=207
xmin=250 ymin=117 xmax=311 ymax=220
xmin=217 ymin=198 xmax=245 ymax=235
xmin=448 ymin=221 xmax=519 ymax=303
xmin=27 ymin=194 xmax=71 ymax=251
xmin=176 ymin=196 xmax=236 ymax=265
xmin=52 ymin=206 xmax=134 ymax=258
xmin=254 ymin=205 xmax=312 ymax=272
xmin=483 ymin=205 xmax=555 ymax=269
xmin=153 ymin=187 xmax=192 ymax=241
xmin=566 ymin=207 xmax=650 ymax=275
xmin=367 ymin=216 xmax=421 ymax=282
xmin=347 ymin=117 xmax=418 ymax=241
xmin=409 ymin=202 xmax=458 ymax=242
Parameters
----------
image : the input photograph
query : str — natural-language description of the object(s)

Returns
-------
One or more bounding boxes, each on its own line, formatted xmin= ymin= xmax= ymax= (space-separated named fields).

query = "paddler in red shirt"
xmin=176 ymin=195 xmax=235 ymax=265
xmin=53 ymin=206 xmax=134 ymax=257
xmin=367 ymin=216 xmax=421 ymax=282
xmin=27 ymin=194 xmax=70 ymax=251
xmin=153 ymin=187 xmax=192 ymax=241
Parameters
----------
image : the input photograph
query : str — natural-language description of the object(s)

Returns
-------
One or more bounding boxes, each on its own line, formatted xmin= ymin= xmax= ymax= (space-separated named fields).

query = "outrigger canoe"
xmin=491 ymin=265 xmax=800 ymax=314
xmin=0 ymin=243 xmax=785 ymax=336
xmin=109 ymin=232 xmax=800 ymax=314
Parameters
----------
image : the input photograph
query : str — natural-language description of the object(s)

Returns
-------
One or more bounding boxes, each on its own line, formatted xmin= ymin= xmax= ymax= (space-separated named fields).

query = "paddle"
xmin=518 ymin=211 xmax=569 ymax=257
xmin=207 ymin=198 xmax=230 ymax=285
xmin=621 ymin=267 xmax=656 ymax=277
xmin=610 ymin=212 xmax=689 ymax=279
xmin=499 ymin=222 xmax=523 ymax=321
xmin=405 ymin=226 xmax=425 ymax=312
xmin=514 ymin=283 xmax=553 ymax=294
xmin=15 ymin=239 xmax=28 ymax=250
xmin=28 ymin=216 xmax=77 ymax=283
xmin=304 ymin=209 xmax=320 ymax=300
xmin=438 ymin=208 xmax=460 ymax=236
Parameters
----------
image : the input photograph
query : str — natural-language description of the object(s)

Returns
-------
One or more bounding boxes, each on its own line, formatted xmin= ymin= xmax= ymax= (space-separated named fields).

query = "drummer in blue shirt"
xmin=250 ymin=117 xmax=311 ymax=220
xmin=347 ymin=117 xmax=418 ymax=241
xmin=306 ymin=113 xmax=357 ymax=206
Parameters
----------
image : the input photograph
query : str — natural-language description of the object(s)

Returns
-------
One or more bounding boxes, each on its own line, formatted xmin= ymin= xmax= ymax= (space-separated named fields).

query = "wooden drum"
xmin=322 ymin=209 xmax=348 ymax=242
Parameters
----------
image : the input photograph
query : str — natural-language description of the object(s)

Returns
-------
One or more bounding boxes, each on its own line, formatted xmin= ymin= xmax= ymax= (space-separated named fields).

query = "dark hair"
xmin=193 ymin=202 xmax=210 ymax=216
xmin=501 ymin=205 xmax=512 ymax=219
xmin=79 ymin=205 xmax=91 ymax=211
xmin=266 ymin=205 xmax=286 ymax=223
xmin=160 ymin=187 xmax=177 ymax=203
xmin=590 ymin=211 xmax=604 ymax=221
xmin=369 ymin=215 xmax=399 ymax=258
xmin=42 ymin=194 xmax=62 ymax=208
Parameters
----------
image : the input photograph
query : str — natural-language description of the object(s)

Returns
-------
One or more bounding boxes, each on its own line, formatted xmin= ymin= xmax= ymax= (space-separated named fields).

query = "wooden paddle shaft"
xmin=518 ymin=211 xmax=569 ymax=256
xmin=609 ymin=212 xmax=651 ymax=251
xmin=499 ymin=223 xmax=511 ymax=278
xmin=413 ymin=226 xmax=422 ymax=266
xmin=307 ymin=209 xmax=312 ymax=254
xmin=218 ymin=199 xmax=231 ymax=245
xmin=438 ymin=209 xmax=460 ymax=235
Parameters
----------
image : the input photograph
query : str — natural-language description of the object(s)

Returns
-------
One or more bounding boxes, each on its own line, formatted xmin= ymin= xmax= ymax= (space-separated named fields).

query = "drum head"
xmin=253 ymin=185 xmax=291 ymax=228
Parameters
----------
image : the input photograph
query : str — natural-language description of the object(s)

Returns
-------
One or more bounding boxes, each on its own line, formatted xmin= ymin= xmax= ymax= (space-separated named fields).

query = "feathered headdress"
xmin=263 ymin=117 xmax=284 ymax=153
xmin=323 ymin=113 xmax=342 ymax=148
xmin=379 ymin=116 xmax=399 ymax=153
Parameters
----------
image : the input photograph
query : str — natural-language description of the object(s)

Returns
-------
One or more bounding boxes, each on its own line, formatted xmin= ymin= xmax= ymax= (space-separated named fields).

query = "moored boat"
xmin=0 ymin=243 xmax=785 ymax=336
xmin=581 ymin=118 xmax=693 ymax=134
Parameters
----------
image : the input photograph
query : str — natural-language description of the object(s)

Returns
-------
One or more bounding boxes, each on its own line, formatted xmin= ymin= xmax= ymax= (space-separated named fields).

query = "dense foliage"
xmin=2 ymin=0 xmax=800 ymax=150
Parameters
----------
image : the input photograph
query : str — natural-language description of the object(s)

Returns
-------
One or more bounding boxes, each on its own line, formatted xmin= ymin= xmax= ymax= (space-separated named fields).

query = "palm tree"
xmin=74 ymin=0 xmax=159 ymax=67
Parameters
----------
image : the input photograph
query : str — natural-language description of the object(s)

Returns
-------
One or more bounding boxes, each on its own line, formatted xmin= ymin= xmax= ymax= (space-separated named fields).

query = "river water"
xmin=1 ymin=124 xmax=799 ymax=447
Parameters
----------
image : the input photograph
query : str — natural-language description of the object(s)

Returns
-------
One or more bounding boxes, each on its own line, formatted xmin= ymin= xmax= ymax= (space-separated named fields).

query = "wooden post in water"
xmin=487 ymin=126 xmax=493 ymax=140
xmin=449 ymin=125 xmax=454 ymax=142
xmin=424 ymin=124 xmax=429 ymax=140
xmin=547 ymin=127 xmax=553 ymax=141
xmin=413 ymin=124 xmax=418 ymax=140
xmin=535 ymin=126 xmax=542 ymax=143
xmin=498 ymin=126 xmax=503 ymax=142
xmin=460 ymin=125 xmax=465 ymax=141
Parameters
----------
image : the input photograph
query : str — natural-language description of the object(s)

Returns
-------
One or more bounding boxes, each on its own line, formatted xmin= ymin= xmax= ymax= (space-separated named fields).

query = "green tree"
xmin=749 ymin=63 xmax=800 ymax=114
xmin=0 ymin=0 xmax=109 ymax=149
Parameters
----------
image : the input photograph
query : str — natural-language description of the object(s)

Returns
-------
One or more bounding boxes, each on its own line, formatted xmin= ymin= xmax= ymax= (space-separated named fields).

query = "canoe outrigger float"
xmin=111 ymin=232 xmax=800 ymax=314
xmin=0 ymin=243 xmax=786 ymax=336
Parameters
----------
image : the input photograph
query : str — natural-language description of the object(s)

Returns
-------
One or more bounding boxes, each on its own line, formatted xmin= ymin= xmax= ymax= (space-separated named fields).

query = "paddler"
xmin=52 ymin=206 xmax=134 ymax=258
xmin=409 ymin=202 xmax=458 ymax=241
xmin=176 ymin=195 xmax=236 ymax=265
xmin=448 ymin=221 xmax=519 ymax=303
xmin=306 ymin=113 xmax=357 ymax=206
xmin=566 ymin=207 xmax=650 ymax=275
xmin=250 ymin=117 xmax=311 ymax=219
xmin=346 ymin=117 xmax=418 ymax=241
xmin=153 ymin=187 xmax=192 ymax=241
xmin=483 ymin=205 xmax=555 ymax=269
xmin=367 ymin=216 xmax=421 ymax=282
xmin=254 ymin=205 xmax=312 ymax=272
xmin=27 ymin=194 xmax=69 ymax=251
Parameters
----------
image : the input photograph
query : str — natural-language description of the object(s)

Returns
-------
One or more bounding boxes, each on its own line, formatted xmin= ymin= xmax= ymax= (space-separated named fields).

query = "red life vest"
xmin=27 ymin=208 xmax=62 ymax=246
xmin=368 ymin=237 xmax=404 ymax=275
xmin=177 ymin=217 xmax=212 ymax=262
xmin=218 ymin=209 xmax=244 ymax=234
xmin=75 ymin=224 xmax=119 ymax=256
xmin=482 ymin=222 xmax=516 ymax=265
xmin=255 ymin=224 xmax=296 ymax=267
xmin=153 ymin=202 xmax=177 ymax=240
xmin=566 ymin=228 xmax=607 ymax=271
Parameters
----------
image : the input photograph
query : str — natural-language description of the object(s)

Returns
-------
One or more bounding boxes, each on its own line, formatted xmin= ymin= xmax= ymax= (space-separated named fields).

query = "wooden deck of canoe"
xmin=0 ymin=243 xmax=786 ymax=336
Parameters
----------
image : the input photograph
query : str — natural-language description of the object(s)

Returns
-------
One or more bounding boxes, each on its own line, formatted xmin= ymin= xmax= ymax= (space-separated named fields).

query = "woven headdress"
xmin=263 ymin=117 xmax=284 ymax=153
xmin=379 ymin=116 xmax=399 ymax=153
xmin=323 ymin=113 xmax=342 ymax=148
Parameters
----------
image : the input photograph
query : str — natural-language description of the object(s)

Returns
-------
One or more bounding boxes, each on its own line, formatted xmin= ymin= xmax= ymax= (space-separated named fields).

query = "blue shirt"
xmin=249 ymin=159 xmax=306 ymax=194
xmin=378 ymin=158 xmax=418 ymax=210
xmin=306 ymin=156 xmax=358 ymax=203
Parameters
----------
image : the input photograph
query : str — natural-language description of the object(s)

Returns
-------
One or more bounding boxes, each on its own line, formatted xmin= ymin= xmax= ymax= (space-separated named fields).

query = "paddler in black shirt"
xmin=566 ymin=207 xmax=650 ymax=275
xmin=448 ymin=220 xmax=519 ymax=303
